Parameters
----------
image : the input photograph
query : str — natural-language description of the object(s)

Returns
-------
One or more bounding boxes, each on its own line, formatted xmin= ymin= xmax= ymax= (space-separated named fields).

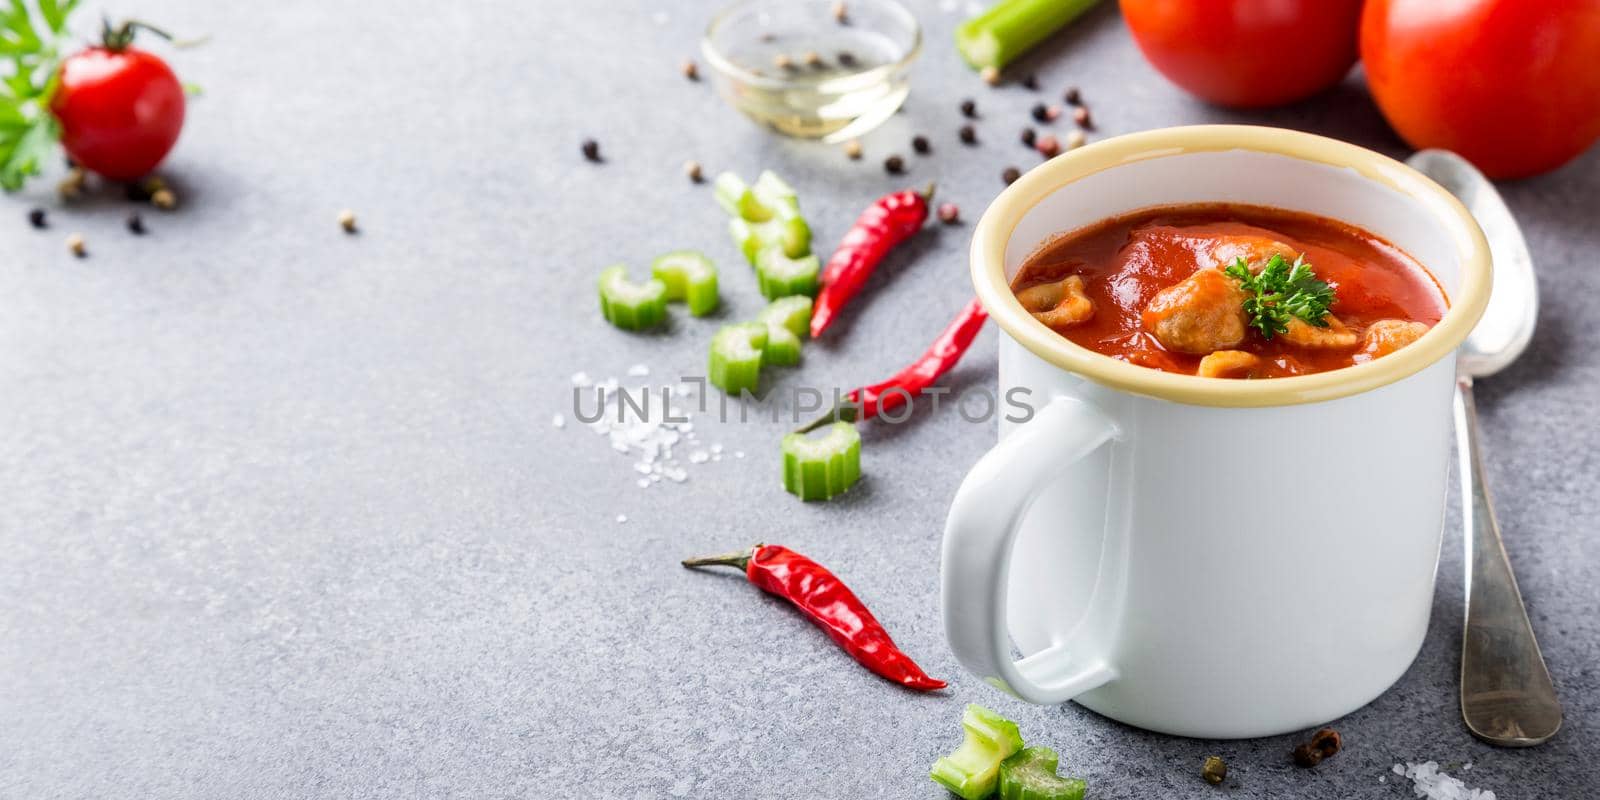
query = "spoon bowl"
xmin=1409 ymin=150 xmax=1539 ymax=377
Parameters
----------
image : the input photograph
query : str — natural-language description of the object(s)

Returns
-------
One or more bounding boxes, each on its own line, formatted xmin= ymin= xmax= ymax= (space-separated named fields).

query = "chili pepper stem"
xmin=793 ymin=403 xmax=860 ymax=435
xmin=921 ymin=182 xmax=937 ymax=203
xmin=681 ymin=546 xmax=760 ymax=571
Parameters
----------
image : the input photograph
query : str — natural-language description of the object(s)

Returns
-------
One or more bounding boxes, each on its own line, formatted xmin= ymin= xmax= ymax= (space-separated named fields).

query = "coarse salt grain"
xmin=710 ymin=443 xmax=723 ymax=454
xmin=616 ymin=514 xmax=628 ymax=523
xmin=689 ymin=450 xmax=709 ymax=464
xmin=627 ymin=363 xmax=650 ymax=377
xmin=571 ymin=371 xmax=593 ymax=388
xmin=552 ymin=414 xmax=565 ymax=429
xmin=637 ymin=478 xmax=650 ymax=488
xmin=1393 ymin=761 xmax=1497 ymax=800
xmin=735 ymin=450 xmax=745 ymax=458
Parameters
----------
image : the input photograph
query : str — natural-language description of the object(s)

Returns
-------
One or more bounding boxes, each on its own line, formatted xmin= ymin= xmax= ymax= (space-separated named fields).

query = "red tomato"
xmin=1362 ymin=0 xmax=1600 ymax=179
xmin=50 ymin=47 xmax=185 ymax=181
xmin=1120 ymin=0 xmax=1363 ymax=108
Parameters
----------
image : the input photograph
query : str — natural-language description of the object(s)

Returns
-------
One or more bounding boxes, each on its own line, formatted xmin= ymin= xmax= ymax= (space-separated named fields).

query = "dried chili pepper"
xmin=809 ymin=184 xmax=932 ymax=338
xmin=796 ymin=297 xmax=988 ymax=433
xmin=682 ymin=543 xmax=947 ymax=692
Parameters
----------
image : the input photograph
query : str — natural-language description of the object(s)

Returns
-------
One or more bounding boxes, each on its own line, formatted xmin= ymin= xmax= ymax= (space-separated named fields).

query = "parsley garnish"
xmin=0 ymin=0 xmax=79 ymax=191
xmin=1223 ymin=253 xmax=1335 ymax=339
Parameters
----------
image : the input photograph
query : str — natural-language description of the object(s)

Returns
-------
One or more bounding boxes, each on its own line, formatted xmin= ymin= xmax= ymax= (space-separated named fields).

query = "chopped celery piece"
xmin=730 ymin=214 xmax=812 ymax=265
xmin=597 ymin=265 xmax=668 ymax=330
xmin=998 ymin=748 xmax=1086 ymax=800
xmin=956 ymin=0 xmax=1100 ymax=71
xmin=708 ymin=322 xmax=768 ymax=395
xmin=752 ymin=170 xmax=798 ymax=210
xmin=714 ymin=172 xmax=772 ymax=222
xmin=755 ymin=248 xmax=820 ymax=300
xmin=757 ymin=296 xmax=813 ymax=339
xmin=781 ymin=421 xmax=860 ymax=501
xmin=651 ymin=250 xmax=720 ymax=316
xmin=762 ymin=325 xmax=802 ymax=367
xmin=930 ymin=705 xmax=1025 ymax=800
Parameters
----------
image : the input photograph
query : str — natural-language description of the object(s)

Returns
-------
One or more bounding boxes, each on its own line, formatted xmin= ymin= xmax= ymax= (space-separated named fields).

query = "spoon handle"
xmin=1454 ymin=376 xmax=1562 ymax=746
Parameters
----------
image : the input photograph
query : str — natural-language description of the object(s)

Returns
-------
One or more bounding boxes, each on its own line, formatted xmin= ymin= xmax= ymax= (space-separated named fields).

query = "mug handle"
xmin=941 ymin=396 xmax=1121 ymax=704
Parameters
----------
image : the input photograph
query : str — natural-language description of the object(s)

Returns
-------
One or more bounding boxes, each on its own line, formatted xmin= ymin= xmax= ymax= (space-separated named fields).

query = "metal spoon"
xmin=1408 ymin=149 xmax=1561 ymax=746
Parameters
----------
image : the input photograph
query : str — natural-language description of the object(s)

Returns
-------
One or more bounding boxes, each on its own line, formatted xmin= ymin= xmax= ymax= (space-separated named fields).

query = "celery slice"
xmin=651 ymin=250 xmax=720 ymax=317
xmin=998 ymin=747 xmax=1086 ymax=800
xmin=955 ymin=0 xmax=1100 ymax=71
xmin=762 ymin=325 xmax=802 ymax=367
xmin=781 ymin=421 xmax=860 ymax=501
xmin=753 ymin=170 xmax=798 ymax=209
xmin=757 ymin=296 xmax=814 ymax=339
xmin=714 ymin=172 xmax=771 ymax=222
xmin=755 ymin=248 xmax=820 ymax=300
xmin=730 ymin=214 xmax=812 ymax=266
xmin=930 ymin=705 xmax=1026 ymax=800
xmin=597 ymin=265 xmax=668 ymax=330
xmin=708 ymin=322 xmax=768 ymax=395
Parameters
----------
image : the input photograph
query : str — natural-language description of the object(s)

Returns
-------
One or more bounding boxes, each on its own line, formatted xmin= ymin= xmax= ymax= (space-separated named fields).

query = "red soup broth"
xmin=1009 ymin=204 xmax=1448 ymax=377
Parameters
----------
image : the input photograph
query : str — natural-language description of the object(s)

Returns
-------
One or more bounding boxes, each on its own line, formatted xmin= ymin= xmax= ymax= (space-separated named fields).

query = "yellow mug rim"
xmin=970 ymin=125 xmax=1492 ymax=408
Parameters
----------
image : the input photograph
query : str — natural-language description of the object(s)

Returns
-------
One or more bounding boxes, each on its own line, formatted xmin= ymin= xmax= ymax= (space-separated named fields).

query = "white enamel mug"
xmin=942 ymin=125 xmax=1492 ymax=738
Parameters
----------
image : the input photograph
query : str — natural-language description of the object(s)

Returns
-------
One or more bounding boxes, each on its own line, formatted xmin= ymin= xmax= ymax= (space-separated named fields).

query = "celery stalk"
xmin=708 ymin=323 xmax=768 ymax=395
xmin=956 ymin=0 xmax=1100 ymax=71
xmin=998 ymin=747 xmax=1086 ymax=800
xmin=762 ymin=325 xmax=802 ymax=367
xmin=930 ymin=705 xmax=1026 ymax=800
xmin=755 ymin=248 xmax=820 ymax=300
xmin=730 ymin=215 xmax=812 ymax=266
xmin=597 ymin=265 xmax=668 ymax=331
xmin=651 ymin=250 xmax=720 ymax=316
xmin=757 ymin=296 xmax=814 ymax=339
xmin=780 ymin=421 xmax=860 ymax=501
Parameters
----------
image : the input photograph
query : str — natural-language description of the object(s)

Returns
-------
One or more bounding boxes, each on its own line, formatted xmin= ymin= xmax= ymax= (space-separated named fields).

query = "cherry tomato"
xmin=1361 ymin=0 xmax=1600 ymax=179
xmin=1120 ymin=0 xmax=1363 ymax=108
xmin=51 ymin=47 xmax=185 ymax=181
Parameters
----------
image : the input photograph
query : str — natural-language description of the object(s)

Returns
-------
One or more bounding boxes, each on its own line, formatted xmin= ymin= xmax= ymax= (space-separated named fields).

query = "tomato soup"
xmin=1009 ymin=204 xmax=1448 ymax=379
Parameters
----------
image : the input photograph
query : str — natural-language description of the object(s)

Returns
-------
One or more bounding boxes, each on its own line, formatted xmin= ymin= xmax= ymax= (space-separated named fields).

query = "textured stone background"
xmin=3 ymin=1 xmax=1597 ymax=798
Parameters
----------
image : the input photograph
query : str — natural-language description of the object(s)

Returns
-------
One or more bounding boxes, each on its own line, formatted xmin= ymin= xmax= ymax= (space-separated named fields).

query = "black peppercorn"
xmin=884 ymin=155 xmax=905 ymax=174
xmin=126 ymin=213 xmax=146 ymax=235
xmin=1031 ymin=103 xmax=1050 ymax=123
xmin=27 ymin=207 xmax=46 ymax=229
xmin=837 ymin=51 xmax=857 ymax=67
xmin=1064 ymin=86 xmax=1081 ymax=105
xmin=959 ymin=98 xmax=977 ymax=118
xmin=1022 ymin=73 xmax=1038 ymax=90
xmin=1020 ymin=127 xmax=1036 ymax=147
xmin=959 ymin=125 xmax=977 ymax=144
xmin=1002 ymin=166 xmax=1021 ymax=184
xmin=912 ymin=135 xmax=930 ymax=155
xmin=581 ymin=139 xmax=601 ymax=162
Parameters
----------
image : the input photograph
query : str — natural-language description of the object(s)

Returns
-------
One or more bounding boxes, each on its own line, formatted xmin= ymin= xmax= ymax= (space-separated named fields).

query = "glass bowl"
xmin=701 ymin=0 xmax=921 ymax=142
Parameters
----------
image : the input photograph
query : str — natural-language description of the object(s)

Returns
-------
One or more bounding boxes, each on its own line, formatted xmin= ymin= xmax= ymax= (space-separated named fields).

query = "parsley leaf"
xmin=0 ymin=0 xmax=79 ymax=191
xmin=1223 ymin=253 xmax=1335 ymax=339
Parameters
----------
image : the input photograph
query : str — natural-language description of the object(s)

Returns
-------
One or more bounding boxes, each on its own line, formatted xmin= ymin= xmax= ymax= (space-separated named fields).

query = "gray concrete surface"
xmin=3 ymin=1 xmax=1597 ymax=798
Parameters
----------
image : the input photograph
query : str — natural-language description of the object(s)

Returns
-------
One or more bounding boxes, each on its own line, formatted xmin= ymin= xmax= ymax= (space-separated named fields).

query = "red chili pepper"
xmin=795 ymin=297 xmax=989 ymax=433
xmin=682 ymin=544 xmax=946 ymax=692
xmin=809 ymin=185 xmax=932 ymax=338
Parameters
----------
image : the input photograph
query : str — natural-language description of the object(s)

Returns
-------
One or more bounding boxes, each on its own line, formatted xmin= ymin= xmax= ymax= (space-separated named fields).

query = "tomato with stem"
xmin=50 ymin=20 xmax=185 ymax=181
